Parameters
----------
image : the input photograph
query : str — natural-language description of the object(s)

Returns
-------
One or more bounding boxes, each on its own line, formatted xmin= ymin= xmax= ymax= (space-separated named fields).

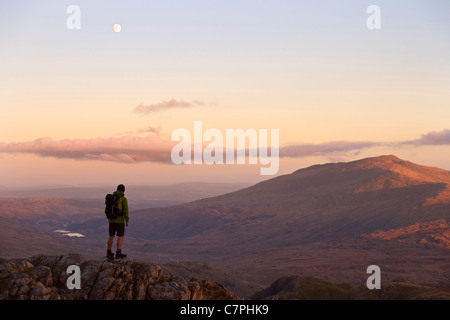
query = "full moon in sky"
xmin=113 ymin=24 xmax=122 ymax=33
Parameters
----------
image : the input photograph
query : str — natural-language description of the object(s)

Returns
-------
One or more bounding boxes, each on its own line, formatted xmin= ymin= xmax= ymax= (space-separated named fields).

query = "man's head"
xmin=117 ymin=184 xmax=125 ymax=192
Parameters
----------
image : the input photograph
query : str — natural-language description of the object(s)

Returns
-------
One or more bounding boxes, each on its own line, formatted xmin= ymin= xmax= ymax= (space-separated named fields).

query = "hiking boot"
xmin=115 ymin=250 xmax=127 ymax=259
xmin=106 ymin=250 xmax=114 ymax=260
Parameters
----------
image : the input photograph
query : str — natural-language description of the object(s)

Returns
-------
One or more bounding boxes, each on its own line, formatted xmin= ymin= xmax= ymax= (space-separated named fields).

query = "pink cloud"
xmin=0 ymin=135 xmax=175 ymax=163
xmin=137 ymin=126 xmax=160 ymax=134
xmin=406 ymin=129 xmax=450 ymax=145
xmin=134 ymin=99 xmax=206 ymax=114
xmin=279 ymin=141 xmax=378 ymax=158
xmin=2 ymin=129 xmax=450 ymax=164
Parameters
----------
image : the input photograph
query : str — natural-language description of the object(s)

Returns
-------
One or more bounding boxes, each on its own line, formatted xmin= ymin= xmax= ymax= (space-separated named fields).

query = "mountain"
xmin=127 ymin=155 xmax=450 ymax=254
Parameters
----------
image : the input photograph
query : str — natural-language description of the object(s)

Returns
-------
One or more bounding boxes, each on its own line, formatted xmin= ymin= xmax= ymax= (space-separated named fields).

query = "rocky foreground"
xmin=0 ymin=254 xmax=238 ymax=300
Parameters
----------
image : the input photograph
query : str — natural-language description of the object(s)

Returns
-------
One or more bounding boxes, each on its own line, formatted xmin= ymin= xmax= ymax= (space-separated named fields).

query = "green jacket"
xmin=108 ymin=190 xmax=129 ymax=224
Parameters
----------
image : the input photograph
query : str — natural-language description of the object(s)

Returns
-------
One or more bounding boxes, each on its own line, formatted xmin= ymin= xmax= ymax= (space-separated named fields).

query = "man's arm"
xmin=123 ymin=197 xmax=129 ymax=225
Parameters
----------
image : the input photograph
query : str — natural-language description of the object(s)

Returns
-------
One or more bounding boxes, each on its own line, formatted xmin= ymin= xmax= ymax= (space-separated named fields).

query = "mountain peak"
xmin=292 ymin=154 xmax=449 ymax=185
xmin=324 ymin=155 xmax=450 ymax=195
xmin=350 ymin=154 xmax=407 ymax=167
xmin=292 ymin=155 xmax=406 ymax=175
xmin=355 ymin=154 xmax=402 ymax=163
xmin=349 ymin=155 xmax=450 ymax=183
xmin=343 ymin=154 xmax=412 ymax=173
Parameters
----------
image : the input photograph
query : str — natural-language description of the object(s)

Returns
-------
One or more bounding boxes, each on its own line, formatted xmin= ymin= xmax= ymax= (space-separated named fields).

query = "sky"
xmin=1 ymin=0 xmax=450 ymax=187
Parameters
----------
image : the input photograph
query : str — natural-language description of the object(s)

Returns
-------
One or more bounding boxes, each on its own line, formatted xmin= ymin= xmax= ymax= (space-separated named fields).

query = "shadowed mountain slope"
xmin=251 ymin=275 xmax=450 ymax=300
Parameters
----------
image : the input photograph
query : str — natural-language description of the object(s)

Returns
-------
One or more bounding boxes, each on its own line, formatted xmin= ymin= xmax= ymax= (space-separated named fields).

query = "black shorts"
xmin=109 ymin=223 xmax=125 ymax=237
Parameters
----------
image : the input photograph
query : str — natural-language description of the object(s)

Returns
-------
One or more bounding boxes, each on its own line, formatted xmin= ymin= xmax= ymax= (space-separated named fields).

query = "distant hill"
xmin=1 ymin=182 xmax=250 ymax=205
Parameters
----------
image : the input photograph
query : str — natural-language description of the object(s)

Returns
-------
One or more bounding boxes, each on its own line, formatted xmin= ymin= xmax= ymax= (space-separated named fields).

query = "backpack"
xmin=105 ymin=193 xmax=123 ymax=219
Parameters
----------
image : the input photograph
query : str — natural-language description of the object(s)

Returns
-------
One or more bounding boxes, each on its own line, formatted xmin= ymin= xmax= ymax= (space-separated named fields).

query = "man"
xmin=107 ymin=184 xmax=129 ymax=260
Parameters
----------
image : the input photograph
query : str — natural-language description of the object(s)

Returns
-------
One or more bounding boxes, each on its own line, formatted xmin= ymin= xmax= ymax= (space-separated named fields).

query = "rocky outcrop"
xmin=363 ymin=219 xmax=450 ymax=249
xmin=0 ymin=254 xmax=238 ymax=300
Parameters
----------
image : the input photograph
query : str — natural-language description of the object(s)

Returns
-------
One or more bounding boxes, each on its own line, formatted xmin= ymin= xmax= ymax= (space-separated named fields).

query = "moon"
xmin=113 ymin=24 xmax=122 ymax=33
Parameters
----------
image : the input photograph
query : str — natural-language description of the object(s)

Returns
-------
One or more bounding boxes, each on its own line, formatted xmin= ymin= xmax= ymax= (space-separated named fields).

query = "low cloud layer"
xmin=277 ymin=129 xmax=450 ymax=159
xmin=404 ymin=129 xmax=450 ymax=146
xmin=0 ymin=135 xmax=175 ymax=163
xmin=137 ymin=126 xmax=160 ymax=134
xmin=279 ymin=141 xmax=379 ymax=158
xmin=1 ymin=129 xmax=450 ymax=164
xmin=134 ymin=99 xmax=206 ymax=114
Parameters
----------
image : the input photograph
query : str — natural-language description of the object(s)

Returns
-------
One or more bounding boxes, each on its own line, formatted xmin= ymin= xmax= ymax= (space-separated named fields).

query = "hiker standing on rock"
xmin=106 ymin=184 xmax=129 ymax=260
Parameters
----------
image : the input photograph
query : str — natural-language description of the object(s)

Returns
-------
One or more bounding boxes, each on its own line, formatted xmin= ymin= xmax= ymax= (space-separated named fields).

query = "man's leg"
xmin=107 ymin=223 xmax=116 ymax=259
xmin=115 ymin=223 xmax=127 ymax=258
xmin=107 ymin=235 xmax=114 ymax=250
xmin=116 ymin=236 xmax=124 ymax=250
